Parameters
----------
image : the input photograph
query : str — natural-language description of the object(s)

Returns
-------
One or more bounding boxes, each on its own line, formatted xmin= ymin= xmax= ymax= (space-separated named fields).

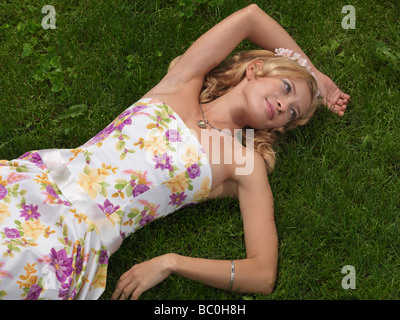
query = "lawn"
xmin=0 ymin=0 xmax=399 ymax=300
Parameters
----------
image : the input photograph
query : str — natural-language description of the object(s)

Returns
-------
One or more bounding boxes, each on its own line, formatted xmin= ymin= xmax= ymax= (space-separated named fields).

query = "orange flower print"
xmin=0 ymin=203 xmax=11 ymax=225
xmin=77 ymin=167 xmax=106 ymax=199
xmin=163 ymin=172 xmax=189 ymax=193
xmin=193 ymin=177 xmax=211 ymax=202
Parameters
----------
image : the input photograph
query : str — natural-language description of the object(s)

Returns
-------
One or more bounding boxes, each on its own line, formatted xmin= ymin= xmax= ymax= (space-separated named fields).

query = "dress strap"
xmin=38 ymin=149 xmax=123 ymax=254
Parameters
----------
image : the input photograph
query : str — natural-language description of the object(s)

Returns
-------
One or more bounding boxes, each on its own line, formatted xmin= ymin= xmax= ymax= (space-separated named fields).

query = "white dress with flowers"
xmin=0 ymin=98 xmax=211 ymax=300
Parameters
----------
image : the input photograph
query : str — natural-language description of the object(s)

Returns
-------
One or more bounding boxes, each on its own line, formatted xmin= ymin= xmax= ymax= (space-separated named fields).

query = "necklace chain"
xmin=198 ymin=104 xmax=233 ymax=137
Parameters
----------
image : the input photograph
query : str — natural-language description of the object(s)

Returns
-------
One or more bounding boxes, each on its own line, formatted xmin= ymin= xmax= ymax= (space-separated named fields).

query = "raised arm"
xmin=239 ymin=5 xmax=351 ymax=115
xmin=156 ymin=5 xmax=256 ymax=90
xmin=163 ymin=4 xmax=349 ymax=115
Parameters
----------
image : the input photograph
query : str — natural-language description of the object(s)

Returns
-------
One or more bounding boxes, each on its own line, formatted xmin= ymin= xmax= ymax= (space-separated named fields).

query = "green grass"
xmin=1 ymin=0 xmax=399 ymax=300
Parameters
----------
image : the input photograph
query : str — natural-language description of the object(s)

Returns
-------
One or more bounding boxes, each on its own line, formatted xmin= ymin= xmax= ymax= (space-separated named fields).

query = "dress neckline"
xmin=137 ymin=97 xmax=213 ymax=196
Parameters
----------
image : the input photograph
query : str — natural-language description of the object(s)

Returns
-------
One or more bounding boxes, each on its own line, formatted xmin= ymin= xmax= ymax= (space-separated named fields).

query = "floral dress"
xmin=0 ymin=98 xmax=212 ymax=300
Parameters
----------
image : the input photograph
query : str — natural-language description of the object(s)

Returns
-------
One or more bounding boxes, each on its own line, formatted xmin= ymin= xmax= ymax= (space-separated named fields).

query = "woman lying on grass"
xmin=0 ymin=4 xmax=349 ymax=300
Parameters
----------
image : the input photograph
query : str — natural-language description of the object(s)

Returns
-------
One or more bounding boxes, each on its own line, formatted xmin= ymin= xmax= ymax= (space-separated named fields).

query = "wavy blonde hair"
xmin=169 ymin=50 xmax=320 ymax=172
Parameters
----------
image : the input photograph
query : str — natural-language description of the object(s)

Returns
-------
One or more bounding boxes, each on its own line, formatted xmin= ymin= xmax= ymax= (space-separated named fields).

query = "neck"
xmin=200 ymin=84 xmax=247 ymax=133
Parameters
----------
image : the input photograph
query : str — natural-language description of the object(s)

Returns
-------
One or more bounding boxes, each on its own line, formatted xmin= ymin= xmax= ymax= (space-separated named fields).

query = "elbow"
xmin=257 ymin=269 xmax=276 ymax=295
xmin=248 ymin=258 xmax=277 ymax=295
xmin=242 ymin=4 xmax=266 ymax=39
xmin=244 ymin=4 xmax=261 ymax=18
xmin=242 ymin=4 xmax=262 ymax=18
xmin=247 ymin=3 xmax=260 ymax=11
xmin=260 ymin=275 xmax=276 ymax=295
xmin=246 ymin=4 xmax=264 ymax=15
xmin=262 ymin=282 xmax=275 ymax=295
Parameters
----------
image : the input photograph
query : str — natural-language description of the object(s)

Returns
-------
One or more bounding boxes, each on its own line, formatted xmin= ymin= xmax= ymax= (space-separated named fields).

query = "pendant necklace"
xmin=197 ymin=103 xmax=233 ymax=137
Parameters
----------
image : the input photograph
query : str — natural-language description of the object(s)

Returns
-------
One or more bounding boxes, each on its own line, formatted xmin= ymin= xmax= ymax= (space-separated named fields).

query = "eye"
xmin=283 ymin=80 xmax=292 ymax=94
xmin=290 ymin=108 xmax=297 ymax=120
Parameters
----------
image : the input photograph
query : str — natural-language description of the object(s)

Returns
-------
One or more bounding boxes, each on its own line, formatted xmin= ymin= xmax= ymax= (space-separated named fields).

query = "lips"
xmin=266 ymin=99 xmax=275 ymax=120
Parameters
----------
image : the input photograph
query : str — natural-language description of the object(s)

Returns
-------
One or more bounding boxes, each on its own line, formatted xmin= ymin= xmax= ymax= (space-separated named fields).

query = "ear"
xmin=245 ymin=60 xmax=264 ymax=80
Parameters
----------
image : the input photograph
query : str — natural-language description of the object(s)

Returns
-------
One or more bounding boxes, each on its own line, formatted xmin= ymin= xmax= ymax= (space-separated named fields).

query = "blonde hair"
xmin=169 ymin=50 xmax=320 ymax=172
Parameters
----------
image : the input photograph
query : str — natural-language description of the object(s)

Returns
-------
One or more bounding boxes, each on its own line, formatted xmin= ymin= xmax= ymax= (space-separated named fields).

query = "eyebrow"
xmin=288 ymin=79 xmax=301 ymax=117
xmin=290 ymin=79 xmax=297 ymax=96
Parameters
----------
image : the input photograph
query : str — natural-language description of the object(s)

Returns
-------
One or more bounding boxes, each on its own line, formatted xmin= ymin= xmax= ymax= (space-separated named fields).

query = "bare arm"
xmin=166 ymin=4 xmax=317 ymax=81
xmin=111 ymin=152 xmax=278 ymax=299
xmin=163 ymin=4 xmax=349 ymax=114
xmin=168 ymin=153 xmax=277 ymax=294
xmin=240 ymin=5 xmax=351 ymax=114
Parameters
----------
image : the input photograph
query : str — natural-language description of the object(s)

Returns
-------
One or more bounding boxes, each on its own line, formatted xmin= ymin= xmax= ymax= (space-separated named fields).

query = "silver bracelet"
xmin=229 ymin=260 xmax=235 ymax=291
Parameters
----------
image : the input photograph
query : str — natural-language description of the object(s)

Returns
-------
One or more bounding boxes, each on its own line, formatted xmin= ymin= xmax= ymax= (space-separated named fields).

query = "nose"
xmin=277 ymin=100 xmax=287 ymax=113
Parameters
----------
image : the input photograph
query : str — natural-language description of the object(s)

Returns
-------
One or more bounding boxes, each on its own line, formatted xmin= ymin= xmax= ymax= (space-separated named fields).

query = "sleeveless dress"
xmin=0 ymin=98 xmax=212 ymax=300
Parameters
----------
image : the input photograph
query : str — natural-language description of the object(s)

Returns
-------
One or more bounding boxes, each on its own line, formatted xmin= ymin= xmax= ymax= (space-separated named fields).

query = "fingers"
xmin=118 ymin=281 xmax=141 ymax=300
xmin=111 ymin=280 xmax=142 ymax=300
xmin=110 ymin=256 xmax=170 ymax=300
xmin=336 ymin=108 xmax=345 ymax=117
xmin=324 ymin=91 xmax=350 ymax=117
xmin=111 ymin=269 xmax=143 ymax=300
xmin=341 ymin=92 xmax=351 ymax=100
xmin=327 ymin=103 xmax=346 ymax=117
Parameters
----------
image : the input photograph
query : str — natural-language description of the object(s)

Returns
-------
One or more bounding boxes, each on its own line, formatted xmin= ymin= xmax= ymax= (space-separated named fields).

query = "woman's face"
xmin=242 ymin=73 xmax=312 ymax=130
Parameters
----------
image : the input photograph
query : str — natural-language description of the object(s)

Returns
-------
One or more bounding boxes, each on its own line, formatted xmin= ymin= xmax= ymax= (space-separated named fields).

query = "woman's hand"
xmin=111 ymin=254 xmax=175 ymax=300
xmin=317 ymin=73 xmax=351 ymax=116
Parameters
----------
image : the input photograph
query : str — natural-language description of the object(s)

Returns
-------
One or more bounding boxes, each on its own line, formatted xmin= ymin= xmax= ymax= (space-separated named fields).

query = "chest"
xmin=145 ymin=94 xmax=237 ymax=197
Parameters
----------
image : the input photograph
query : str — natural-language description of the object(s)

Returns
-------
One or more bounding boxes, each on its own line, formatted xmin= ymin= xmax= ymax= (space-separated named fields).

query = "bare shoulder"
xmin=232 ymin=144 xmax=274 ymax=216
xmin=206 ymin=135 xmax=269 ymax=200
xmin=231 ymin=143 xmax=270 ymax=189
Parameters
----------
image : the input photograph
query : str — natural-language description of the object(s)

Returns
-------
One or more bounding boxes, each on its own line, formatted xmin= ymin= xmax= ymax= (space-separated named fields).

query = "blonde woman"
xmin=0 ymin=5 xmax=349 ymax=299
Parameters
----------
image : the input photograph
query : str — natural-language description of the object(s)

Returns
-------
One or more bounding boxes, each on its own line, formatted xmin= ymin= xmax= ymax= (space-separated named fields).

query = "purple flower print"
xmin=99 ymin=250 xmax=109 ymax=265
xmin=46 ymin=185 xmax=58 ymax=198
xmin=26 ymin=284 xmax=42 ymax=300
xmin=30 ymin=152 xmax=44 ymax=167
xmin=44 ymin=185 xmax=70 ymax=206
xmin=17 ymin=152 xmax=31 ymax=160
xmin=132 ymin=184 xmax=150 ymax=197
xmin=165 ymin=129 xmax=182 ymax=142
xmin=69 ymin=288 xmax=77 ymax=300
xmin=19 ymin=204 xmax=41 ymax=221
xmin=17 ymin=152 xmax=44 ymax=168
xmin=114 ymin=110 xmax=133 ymax=131
xmin=153 ymin=153 xmax=173 ymax=171
xmin=186 ymin=164 xmax=201 ymax=179
xmin=50 ymin=248 xmax=74 ymax=283
xmin=116 ymin=118 xmax=132 ymax=131
xmin=139 ymin=214 xmax=155 ymax=227
xmin=0 ymin=185 xmax=7 ymax=200
xmin=75 ymin=257 xmax=83 ymax=276
xmin=75 ymin=245 xmax=83 ymax=275
xmin=90 ymin=124 xmax=116 ymax=145
xmin=98 ymin=199 xmax=120 ymax=216
xmin=131 ymin=104 xmax=147 ymax=113
xmin=4 ymin=228 xmax=20 ymax=239
xmin=168 ymin=192 xmax=188 ymax=206
xmin=118 ymin=110 xmax=131 ymax=119
xmin=58 ymin=278 xmax=73 ymax=300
